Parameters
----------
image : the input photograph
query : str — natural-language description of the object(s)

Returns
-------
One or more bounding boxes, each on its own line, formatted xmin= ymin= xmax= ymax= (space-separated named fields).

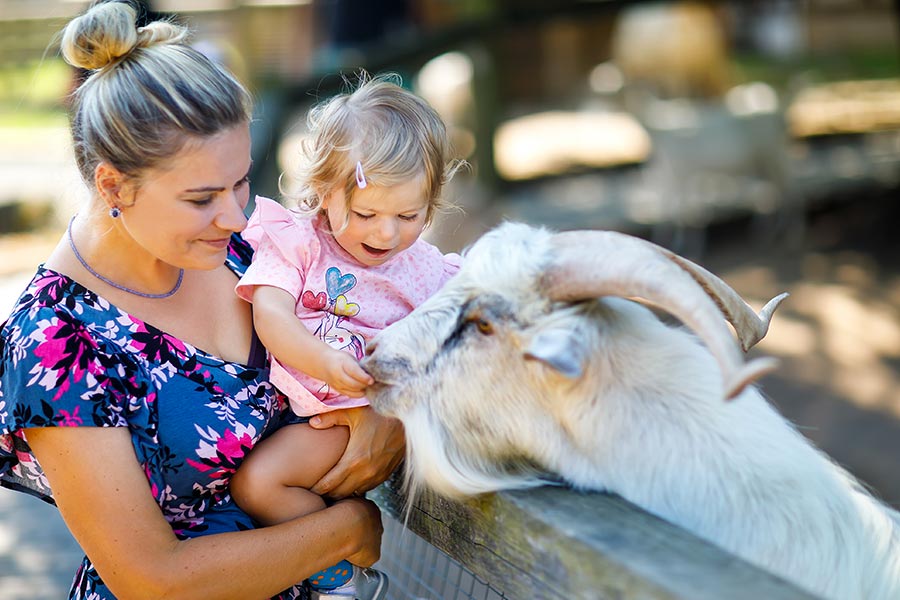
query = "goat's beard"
xmin=400 ymin=404 xmax=551 ymax=505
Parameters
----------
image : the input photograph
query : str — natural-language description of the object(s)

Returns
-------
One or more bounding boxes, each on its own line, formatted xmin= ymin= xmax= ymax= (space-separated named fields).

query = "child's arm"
xmin=251 ymin=285 xmax=373 ymax=398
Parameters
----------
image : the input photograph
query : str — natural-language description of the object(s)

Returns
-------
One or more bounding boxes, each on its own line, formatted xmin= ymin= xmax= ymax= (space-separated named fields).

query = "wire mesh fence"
xmin=376 ymin=514 xmax=509 ymax=600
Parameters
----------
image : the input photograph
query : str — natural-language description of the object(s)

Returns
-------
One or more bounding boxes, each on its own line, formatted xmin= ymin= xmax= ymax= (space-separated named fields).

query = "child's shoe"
xmin=310 ymin=566 xmax=388 ymax=600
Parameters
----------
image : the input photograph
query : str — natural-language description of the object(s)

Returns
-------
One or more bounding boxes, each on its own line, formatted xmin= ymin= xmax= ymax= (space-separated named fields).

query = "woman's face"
xmin=322 ymin=174 xmax=429 ymax=267
xmin=114 ymin=124 xmax=253 ymax=271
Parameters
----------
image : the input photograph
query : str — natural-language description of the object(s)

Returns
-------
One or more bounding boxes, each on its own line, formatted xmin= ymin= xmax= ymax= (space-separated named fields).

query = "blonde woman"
xmin=230 ymin=75 xmax=463 ymax=599
xmin=0 ymin=2 xmax=402 ymax=598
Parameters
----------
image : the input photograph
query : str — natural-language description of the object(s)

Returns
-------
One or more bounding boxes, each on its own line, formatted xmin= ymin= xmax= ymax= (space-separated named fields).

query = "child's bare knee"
xmin=231 ymin=454 xmax=274 ymax=508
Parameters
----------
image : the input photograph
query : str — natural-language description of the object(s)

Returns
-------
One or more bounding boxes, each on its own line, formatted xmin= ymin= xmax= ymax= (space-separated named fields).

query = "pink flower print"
xmin=32 ymin=317 xmax=104 ymax=401
xmin=187 ymin=425 xmax=257 ymax=488
xmin=57 ymin=406 xmax=83 ymax=427
xmin=144 ymin=464 xmax=160 ymax=499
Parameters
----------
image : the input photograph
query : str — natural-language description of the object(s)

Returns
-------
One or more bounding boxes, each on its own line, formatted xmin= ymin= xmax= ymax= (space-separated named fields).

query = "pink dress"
xmin=236 ymin=196 xmax=461 ymax=416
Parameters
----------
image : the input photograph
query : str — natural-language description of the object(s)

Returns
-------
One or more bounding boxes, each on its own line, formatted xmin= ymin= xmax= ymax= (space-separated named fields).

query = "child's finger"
xmin=343 ymin=362 xmax=374 ymax=385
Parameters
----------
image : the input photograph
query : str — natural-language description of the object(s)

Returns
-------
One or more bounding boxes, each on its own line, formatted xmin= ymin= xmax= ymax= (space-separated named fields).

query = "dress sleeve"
xmin=235 ymin=197 xmax=310 ymax=303
xmin=235 ymin=240 xmax=306 ymax=303
xmin=0 ymin=305 xmax=152 ymax=503
xmin=442 ymin=252 xmax=463 ymax=283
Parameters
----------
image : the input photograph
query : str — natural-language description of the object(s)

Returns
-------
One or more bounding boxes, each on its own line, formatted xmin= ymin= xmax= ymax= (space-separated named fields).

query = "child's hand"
xmin=322 ymin=350 xmax=374 ymax=398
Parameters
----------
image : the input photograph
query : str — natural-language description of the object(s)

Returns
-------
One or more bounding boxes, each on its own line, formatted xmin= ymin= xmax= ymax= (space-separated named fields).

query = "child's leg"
xmin=231 ymin=422 xmax=349 ymax=526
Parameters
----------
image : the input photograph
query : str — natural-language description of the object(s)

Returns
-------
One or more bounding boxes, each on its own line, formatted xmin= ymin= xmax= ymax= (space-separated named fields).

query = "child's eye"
xmin=399 ymin=213 xmax=420 ymax=222
xmin=353 ymin=212 xmax=374 ymax=220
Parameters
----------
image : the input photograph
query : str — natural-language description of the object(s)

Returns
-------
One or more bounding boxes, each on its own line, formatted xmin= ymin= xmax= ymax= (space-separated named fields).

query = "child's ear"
xmin=319 ymin=191 xmax=329 ymax=210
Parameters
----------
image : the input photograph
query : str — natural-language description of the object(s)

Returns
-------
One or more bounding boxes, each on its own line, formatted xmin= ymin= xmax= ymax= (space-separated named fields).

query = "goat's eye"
xmin=475 ymin=318 xmax=493 ymax=335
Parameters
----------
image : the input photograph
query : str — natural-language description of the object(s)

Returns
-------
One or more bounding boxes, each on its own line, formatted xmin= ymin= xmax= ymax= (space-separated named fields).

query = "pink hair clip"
xmin=355 ymin=161 xmax=368 ymax=189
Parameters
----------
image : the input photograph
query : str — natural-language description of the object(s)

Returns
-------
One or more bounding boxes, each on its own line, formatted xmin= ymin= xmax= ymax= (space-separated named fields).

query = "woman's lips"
xmin=203 ymin=238 xmax=231 ymax=250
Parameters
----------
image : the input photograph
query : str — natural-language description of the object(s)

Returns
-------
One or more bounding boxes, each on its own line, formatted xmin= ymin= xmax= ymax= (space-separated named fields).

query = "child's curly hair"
xmin=284 ymin=72 xmax=463 ymax=231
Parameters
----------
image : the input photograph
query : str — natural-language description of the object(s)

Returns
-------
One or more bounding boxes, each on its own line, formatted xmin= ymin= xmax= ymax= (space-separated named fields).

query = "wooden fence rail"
xmin=372 ymin=479 xmax=818 ymax=600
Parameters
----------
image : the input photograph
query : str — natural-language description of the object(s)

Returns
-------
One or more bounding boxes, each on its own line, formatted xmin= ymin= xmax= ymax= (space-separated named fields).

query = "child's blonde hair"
xmin=287 ymin=72 xmax=462 ymax=228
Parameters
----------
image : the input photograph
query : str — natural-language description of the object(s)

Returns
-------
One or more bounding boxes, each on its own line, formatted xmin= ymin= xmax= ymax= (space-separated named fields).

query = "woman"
xmin=0 ymin=2 xmax=403 ymax=598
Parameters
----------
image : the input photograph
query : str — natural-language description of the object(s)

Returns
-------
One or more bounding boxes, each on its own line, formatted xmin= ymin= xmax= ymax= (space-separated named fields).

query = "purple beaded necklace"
xmin=67 ymin=216 xmax=184 ymax=299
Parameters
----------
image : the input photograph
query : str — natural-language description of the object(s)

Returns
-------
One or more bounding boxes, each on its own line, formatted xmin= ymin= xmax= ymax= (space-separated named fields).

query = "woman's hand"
xmin=308 ymin=406 xmax=405 ymax=499
xmin=334 ymin=496 xmax=385 ymax=567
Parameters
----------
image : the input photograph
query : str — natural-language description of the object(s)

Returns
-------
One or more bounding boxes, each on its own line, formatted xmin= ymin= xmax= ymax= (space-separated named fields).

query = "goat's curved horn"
xmin=542 ymin=230 xmax=786 ymax=399
xmin=655 ymin=252 xmax=788 ymax=351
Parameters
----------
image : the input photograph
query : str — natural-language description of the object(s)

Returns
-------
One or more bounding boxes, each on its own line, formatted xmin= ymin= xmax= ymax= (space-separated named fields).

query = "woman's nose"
xmin=218 ymin=194 xmax=249 ymax=232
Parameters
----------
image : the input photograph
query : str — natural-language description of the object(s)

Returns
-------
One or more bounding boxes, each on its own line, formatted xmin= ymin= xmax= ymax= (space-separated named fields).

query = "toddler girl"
xmin=231 ymin=74 xmax=463 ymax=600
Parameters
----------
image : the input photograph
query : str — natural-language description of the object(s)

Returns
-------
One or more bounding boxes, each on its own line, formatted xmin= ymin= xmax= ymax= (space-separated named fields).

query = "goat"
xmin=362 ymin=222 xmax=900 ymax=600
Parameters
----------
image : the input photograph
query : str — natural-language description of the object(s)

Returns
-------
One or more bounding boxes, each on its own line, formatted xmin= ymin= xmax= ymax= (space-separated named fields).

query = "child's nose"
xmin=376 ymin=218 xmax=399 ymax=243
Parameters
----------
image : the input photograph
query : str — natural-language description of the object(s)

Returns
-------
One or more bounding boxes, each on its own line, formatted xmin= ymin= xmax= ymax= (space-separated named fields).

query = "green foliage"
xmin=0 ymin=58 xmax=72 ymax=109
xmin=733 ymin=49 xmax=900 ymax=90
xmin=0 ymin=58 xmax=70 ymax=127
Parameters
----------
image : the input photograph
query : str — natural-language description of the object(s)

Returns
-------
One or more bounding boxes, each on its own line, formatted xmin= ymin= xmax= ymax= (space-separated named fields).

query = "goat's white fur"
xmin=363 ymin=222 xmax=900 ymax=600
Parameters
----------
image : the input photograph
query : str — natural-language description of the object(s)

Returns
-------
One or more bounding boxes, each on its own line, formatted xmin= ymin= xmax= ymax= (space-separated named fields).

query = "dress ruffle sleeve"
xmin=235 ymin=197 xmax=313 ymax=303
xmin=241 ymin=197 xmax=313 ymax=267
xmin=0 ymin=291 xmax=156 ymax=504
xmin=442 ymin=252 xmax=463 ymax=281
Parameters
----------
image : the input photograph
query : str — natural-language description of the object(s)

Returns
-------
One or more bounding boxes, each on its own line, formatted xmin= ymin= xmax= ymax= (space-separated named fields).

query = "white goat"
xmin=362 ymin=222 xmax=900 ymax=600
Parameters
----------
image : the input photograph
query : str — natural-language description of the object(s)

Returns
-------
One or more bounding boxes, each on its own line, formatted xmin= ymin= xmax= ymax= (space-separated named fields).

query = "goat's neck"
xmin=546 ymin=363 xmax=900 ymax=600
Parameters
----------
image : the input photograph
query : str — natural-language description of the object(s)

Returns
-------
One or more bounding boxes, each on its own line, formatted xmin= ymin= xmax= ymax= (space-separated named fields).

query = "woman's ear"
xmin=94 ymin=162 xmax=129 ymax=209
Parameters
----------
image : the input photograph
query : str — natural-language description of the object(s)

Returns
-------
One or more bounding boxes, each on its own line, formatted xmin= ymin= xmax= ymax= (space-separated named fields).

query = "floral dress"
xmin=0 ymin=235 xmax=307 ymax=599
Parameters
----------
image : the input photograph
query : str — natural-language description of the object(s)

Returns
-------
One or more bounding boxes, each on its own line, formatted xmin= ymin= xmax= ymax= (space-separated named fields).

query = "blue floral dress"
xmin=0 ymin=235 xmax=307 ymax=599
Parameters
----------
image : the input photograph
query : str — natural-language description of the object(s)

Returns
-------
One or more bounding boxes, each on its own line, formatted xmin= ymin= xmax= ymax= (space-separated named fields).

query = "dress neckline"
xmin=28 ymin=262 xmax=265 ymax=371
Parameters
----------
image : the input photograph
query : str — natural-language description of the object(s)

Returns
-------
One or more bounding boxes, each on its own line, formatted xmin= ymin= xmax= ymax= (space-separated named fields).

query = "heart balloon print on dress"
xmin=325 ymin=267 xmax=357 ymax=300
xmin=333 ymin=294 xmax=360 ymax=317
xmin=301 ymin=290 xmax=328 ymax=310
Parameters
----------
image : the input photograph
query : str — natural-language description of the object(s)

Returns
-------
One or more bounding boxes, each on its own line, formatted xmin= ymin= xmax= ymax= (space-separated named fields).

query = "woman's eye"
xmin=191 ymin=197 xmax=214 ymax=206
xmin=235 ymin=176 xmax=251 ymax=189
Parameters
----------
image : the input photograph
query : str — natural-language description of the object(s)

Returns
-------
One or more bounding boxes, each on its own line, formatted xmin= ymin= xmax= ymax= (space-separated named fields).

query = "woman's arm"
xmin=309 ymin=406 xmax=406 ymax=499
xmin=26 ymin=425 xmax=383 ymax=600
xmin=252 ymin=285 xmax=372 ymax=397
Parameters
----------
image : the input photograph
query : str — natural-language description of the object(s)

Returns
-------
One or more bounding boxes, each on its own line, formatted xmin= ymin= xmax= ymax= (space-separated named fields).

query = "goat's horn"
xmin=656 ymin=252 xmax=788 ymax=351
xmin=542 ymin=230 xmax=785 ymax=399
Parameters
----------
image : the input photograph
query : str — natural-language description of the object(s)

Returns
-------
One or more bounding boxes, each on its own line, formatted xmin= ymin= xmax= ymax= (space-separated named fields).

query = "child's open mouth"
xmin=362 ymin=243 xmax=391 ymax=258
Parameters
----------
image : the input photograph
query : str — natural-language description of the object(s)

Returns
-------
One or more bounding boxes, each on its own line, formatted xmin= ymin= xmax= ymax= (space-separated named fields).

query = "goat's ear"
xmin=524 ymin=327 xmax=586 ymax=379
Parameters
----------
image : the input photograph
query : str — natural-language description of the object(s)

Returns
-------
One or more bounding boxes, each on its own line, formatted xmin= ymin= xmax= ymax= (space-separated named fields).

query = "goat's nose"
xmin=364 ymin=340 xmax=377 ymax=356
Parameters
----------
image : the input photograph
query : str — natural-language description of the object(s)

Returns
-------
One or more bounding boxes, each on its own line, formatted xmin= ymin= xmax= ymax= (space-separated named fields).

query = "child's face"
xmin=323 ymin=174 xmax=429 ymax=267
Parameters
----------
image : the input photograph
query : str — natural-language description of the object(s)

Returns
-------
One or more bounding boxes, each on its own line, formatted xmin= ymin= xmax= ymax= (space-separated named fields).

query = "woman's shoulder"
xmin=3 ymin=267 xmax=92 ymax=326
xmin=0 ymin=268 xmax=147 ymax=430
xmin=2 ymin=267 xmax=130 ymax=360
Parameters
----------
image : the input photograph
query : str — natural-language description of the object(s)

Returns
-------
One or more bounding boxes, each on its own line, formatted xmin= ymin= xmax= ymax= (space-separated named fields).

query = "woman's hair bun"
xmin=61 ymin=1 xmax=187 ymax=71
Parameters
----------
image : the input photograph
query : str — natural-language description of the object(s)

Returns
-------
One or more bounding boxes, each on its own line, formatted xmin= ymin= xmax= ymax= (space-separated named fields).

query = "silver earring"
xmin=109 ymin=206 xmax=121 ymax=218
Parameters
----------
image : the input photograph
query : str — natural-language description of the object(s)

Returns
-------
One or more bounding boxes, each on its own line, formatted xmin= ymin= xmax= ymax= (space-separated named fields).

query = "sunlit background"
xmin=1 ymin=0 xmax=899 ymax=597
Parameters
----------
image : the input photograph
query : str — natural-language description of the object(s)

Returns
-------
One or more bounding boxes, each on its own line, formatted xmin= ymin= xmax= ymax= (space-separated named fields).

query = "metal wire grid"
xmin=376 ymin=514 xmax=509 ymax=600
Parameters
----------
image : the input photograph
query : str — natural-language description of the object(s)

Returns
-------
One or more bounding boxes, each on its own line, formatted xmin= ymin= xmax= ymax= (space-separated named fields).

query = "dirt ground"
xmin=699 ymin=189 xmax=900 ymax=504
